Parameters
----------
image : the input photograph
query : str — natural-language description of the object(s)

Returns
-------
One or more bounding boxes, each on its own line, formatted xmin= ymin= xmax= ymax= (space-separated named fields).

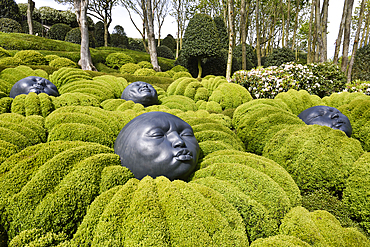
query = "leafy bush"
xmin=21 ymin=20 xmax=45 ymax=36
xmin=250 ymin=234 xmax=311 ymax=247
xmin=49 ymin=67 xmax=93 ymax=88
xmin=110 ymin=33 xmax=128 ymax=48
xmin=167 ymin=77 xmax=209 ymax=101
xmin=44 ymin=54 xmax=60 ymax=63
xmin=352 ymin=44 xmax=370 ymax=81
xmin=46 ymin=23 xmax=71 ymax=41
xmin=106 ymin=52 xmax=135 ymax=69
xmin=209 ymin=83 xmax=252 ymax=110
xmin=60 ymin=10 xmax=78 ymax=28
xmin=161 ymin=95 xmax=197 ymax=111
xmin=161 ymin=34 xmax=176 ymax=53
xmin=14 ymin=50 xmax=47 ymax=65
xmin=9 ymin=228 xmax=68 ymax=247
xmin=343 ymin=79 xmax=370 ymax=95
xmin=64 ymin=27 xmax=96 ymax=48
xmin=171 ymin=65 xmax=188 ymax=73
xmin=11 ymin=92 xmax=55 ymax=117
xmin=133 ymin=68 xmax=156 ymax=76
xmin=155 ymin=71 xmax=171 ymax=78
xmin=38 ymin=6 xmax=62 ymax=26
xmin=49 ymin=57 xmax=78 ymax=69
xmin=0 ymin=57 xmax=20 ymax=66
xmin=18 ymin=3 xmax=40 ymax=22
xmin=157 ymin=45 xmax=175 ymax=59
xmin=213 ymin=16 xmax=228 ymax=50
xmin=0 ymin=46 xmax=10 ymax=59
xmin=137 ymin=60 xmax=153 ymax=69
xmin=119 ymin=62 xmax=140 ymax=74
xmin=264 ymin=47 xmax=295 ymax=67
xmin=94 ymin=21 xmax=106 ymax=47
xmin=172 ymin=71 xmax=192 ymax=80
xmin=233 ymin=43 xmax=257 ymax=69
xmin=0 ymin=0 xmax=21 ymax=22
xmin=127 ymin=37 xmax=145 ymax=51
xmin=0 ymin=18 xmax=22 ymax=33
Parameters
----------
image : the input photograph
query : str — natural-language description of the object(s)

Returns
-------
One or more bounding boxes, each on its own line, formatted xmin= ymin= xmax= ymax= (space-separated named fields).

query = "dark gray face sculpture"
xmin=114 ymin=111 xmax=200 ymax=181
xmin=9 ymin=76 xmax=59 ymax=98
xmin=298 ymin=105 xmax=352 ymax=137
xmin=121 ymin=81 xmax=158 ymax=107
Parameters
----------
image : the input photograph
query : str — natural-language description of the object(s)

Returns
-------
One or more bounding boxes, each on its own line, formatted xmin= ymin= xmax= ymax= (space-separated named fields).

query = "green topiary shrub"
xmin=171 ymin=65 xmax=188 ymax=73
xmin=0 ymin=46 xmax=10 ymax=58
xmin=323 ymin=91 xmax=369 ymax=109
xmin=119 ymin=62 xmax=140 ymax=74
xmin=133 ymin=68 xmax=156 ymax=76
xmin=161 ymin=95 xmax=197 ymax=111
xmin=197 ymin=101 xmax=222 ymax=113
xmin=11 ymin=92 xmax=55 ymax=118
xmin=105 ymin=52 xmax=135 ymax=69
xmin=46 ymin=23 xmax=71 ymax=41
xmin=155 ymin=71 xmax=171 ymax=78
xmin=49 ymin=57 xmax=78 ymax=69
xmin=66 ymin=176 xmax=248 ymax=246
xmin=94 ymin=21 xmax=106 ymax=47
xmin=14 ymin=50 xmax=47 ymax=65
xmin=0 ymin=97 xmax=12 ymax=114
xmin=44 ymin=54 xmax=60 ymax=63
xmin=167 ymin=77 xmax=209 ymax=101
xmin=92 ymin=75 xmax=128 ymax=98
xmin=264 ymin=47 xmax=295 ymax=67
xmin=172 ymin=71 xmax=193 ymax=80
xmin=137 ymin=60 xmax=153 ymax=69
xmin=64 ymin=27 xmax=96 ymax=48
xmin=250 ymin=234 xmax=311 ymax=247
xmin=9 ymin=228 xmax=68 ymax=247
xmin=209 ymin=83 xmax=252 ymax=110
xmin=263 ymin=125 xmax=364 ymax=195
xmin=49 ymin=67 xmax=93 ymax=88
xmin=352 ymin=44 xmax=370 ymax=81
xmin=0 ymin=56 xmax=21 ymax=66
xmin=0 ymin=0 xmax=21 ymax=22
xmin=51 ymin=92 xmax=100 ymax=109
xmin=21 ymin=20 xmax=45 ymax=36
xmin=213 ymin=16 xmax=228 ymax=50
xmin=157 ymin=45 xmax=175 ymax=59
xmin=0 ymin=18 xmax=22 ymax=33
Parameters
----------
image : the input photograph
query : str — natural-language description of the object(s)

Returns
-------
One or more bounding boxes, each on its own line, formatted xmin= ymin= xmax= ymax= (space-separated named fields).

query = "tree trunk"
xmin=341 ymin=0 xmax=355 ymax=73
xmin=226 ymin=0 xmax=234 ymax=80
xmin=315 ymin=0 xmax=325 ymax=62
xmin=280 ymin=0 xmax=285 ymax=47
xmin=347 ymin=0 xmax=366 ymax=83
xmin=321 ymin=0 xmax=329 ymax=61
xmin=291 ymin=0 xmax=301 ymax=50
xmin=256 ymin=0 xmax=261 ymax=66
xmin=104 ymin=21 xmax=109 ymax=47
xmin=334 ymin=0 xmax=348 ymax=64
xmin=240 ymin=0 xmax=247 ymax=70
xmin=27 ymin=0 xmax=34 ymax=35
xmin=307 ymin=0 xmax=315 ymax=63
xmin=143 ymin=0 xmax=161 ymax=71
xmin=197 ymin=57 xmax=202 ymax=78
xmin=75 ymin=0 xmax=96 ymax=71
xmin=285 ymin=0 xmax=291 ymax=47
xmin=360 ymin=11 xmax=369 ymax=46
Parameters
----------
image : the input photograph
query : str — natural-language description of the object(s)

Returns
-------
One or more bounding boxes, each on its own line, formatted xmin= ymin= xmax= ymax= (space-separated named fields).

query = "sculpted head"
xmin=114 ymin=111 xmax=200 ymax=181
xmin=121 ymin=81 xmax=158 ymax=107
xmin=298 ymin=105 xmax=352 ymax=137
xmin=9 ymin=76 xmax=59 ymax=98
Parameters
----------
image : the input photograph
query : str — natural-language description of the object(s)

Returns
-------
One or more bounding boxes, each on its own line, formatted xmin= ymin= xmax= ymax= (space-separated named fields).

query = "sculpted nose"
xmin=169 ymin=132 xmax=186 ymax=148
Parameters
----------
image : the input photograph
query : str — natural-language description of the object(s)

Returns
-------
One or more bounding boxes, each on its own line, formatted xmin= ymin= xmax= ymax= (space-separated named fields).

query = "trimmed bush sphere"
xmin=0 ymin=18 xmax=22 ymax=33
xmin=49 ymin=57 xmax=78 ymax=69
xmin=46 ymin=23 xmax=72 ymax=41
xmin=14 ymin=50 xmax=47 ymax=66
xmin=106 ymin=52 xmax=135 ymax=69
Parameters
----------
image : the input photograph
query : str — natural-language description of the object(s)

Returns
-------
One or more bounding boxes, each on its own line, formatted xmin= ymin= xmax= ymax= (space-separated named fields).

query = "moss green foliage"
xmin=106 ymin=52 xmax=136 ymax=69
xmin=172 ymin=71 xmax=193 ymax=80
xmin=250 ymin=234 xmax=311 ymax=247
xmin=352 ymin=44 xmax=370 ymax=81
xmin=133 ymin=68 xmax=156 ymax=76
xmin=264 ymin=47 xmax=295 ymax=67
xmin=49 ymin=57 xmax=78 ymax=69
xmin=64 ymin=27 xmax=96 ymax=48
xmin=67 ymin=176 xmax=248 ymax=246
xmin=46 ymin=23 xmax=72 ymax=41
xmin=21 ymin=20 xmax=45 ymax=36
xmin=0 ymin=18 xmax=22 ymax=33
xmin=49 ymin=67 xmax=93 ymax=88
xmin=9 ymin=228 xmax=68 ymax=247
xmin=197 ymin=100 xmax=222 ymax=113
xmin=200 ymin=150 xmax=302 ymax=208
xmin=11 ymin=92 xmax=55 ymax=117
xmin=200 ymin=76 xmax=227 ymax=95
xmin=193 ymin=162 xmax=292 ymax=234
xmin=0 ymin=56 xmax=21 ymax=66
xmin=155 ymin=71 xmax=172 ymax=78
xmin=171 ymin=65 xmax=188 ymax=73
xmin=137 ymin=60 xmax=153 ymax=69
xmin=161 ymin=95 xmax=197 ymax=111
xmin=119 ymin=62 xmax=140 ymax=74
xmin=213 ymin=16 xmax=228 ymax=50
xmin=0 ymin=97 xmax=12 ymax=114
xmin=279 ymin=206 xmax=370 ymax=246
xmin=167 ymin=77 xmax=209 ymax=101
xmin=323 ymin=91 xmax=369 ymax=109
xmin=14 ymin=50 xmax=47 ymax=65
xmin=0 ymin=0 xmax=21 ymax=22
xmin=209 ymin=83 xmax=252 ymax=110
xmin=108 ymin=100 xmax=145 ymax=112
xmin=339 ymin=98 xmax=370 ymax=151
xmin=45 ymin=106 xmax=130 ymax=147
xmin=51 ymin=92 xmax=100 ymax=109
xmin=0 ymin=141 xmax=126 ymax=240
xmin=263 ymin=125 xmax=364 ymax=195
xmin=0 ymin=47 xmax=10 ymax=59
xmin=157 ymin=45 xmax=175 ymax=59
xmin=44 ymin=54 xmax=60 ymax=63
xmin=274 ymin=89 xmax=323 ymax=115
xmin=343 ymin=152 xmax=370 ymax=235
xmin=99 ymin=165 xmax=135 ymax=194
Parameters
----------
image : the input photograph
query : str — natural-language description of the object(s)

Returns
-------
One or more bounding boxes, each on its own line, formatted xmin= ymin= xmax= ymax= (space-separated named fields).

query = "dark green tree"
xmin=110 ymin=25 xmax=128 ymax=48
xmin=182 ymin=13 xmax=220 ymax=78
xmin=94 ymin=21 xmax=107 ymax=47
xmin=0 ymin=0 xmax=21 ymax=22
xmin=213 ymin=16 xmax=228 ymax=50
xmin=162 ymin=34 xmax=176 ymax=53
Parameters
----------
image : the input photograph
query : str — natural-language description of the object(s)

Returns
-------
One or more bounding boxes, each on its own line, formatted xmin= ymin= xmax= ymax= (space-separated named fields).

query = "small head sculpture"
xmin=9 ymin=76 xmax=59 ymax=98
xmin=114 ymin=111 xmax=200 ymax=181
xmin=121 ymin=81 xmax=158 ymax=107
xmin=298 ymin=105 xmax=352 ymax=137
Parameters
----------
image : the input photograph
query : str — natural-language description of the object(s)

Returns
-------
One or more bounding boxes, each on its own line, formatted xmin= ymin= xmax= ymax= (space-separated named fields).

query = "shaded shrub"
xmin=106 ymin=52 xmax=135 ymax=69
xmin=49 ymin=57 xmax=78 ymax=69
xmin=233 ymin=43 xmax=257 ymax=69
xmin=0 ymin=47 xmax=11 ymax=58
xmin=14 ymin=50 xmax=47 ymax=65
xmin=0 ymin=18 xmax=21 ymax=33
xmin=0 ymin=0 xmax=21 ymax=22
xmin=157 ymin=45 xmax=175 ymax=59
xmin=137 ymin=60 xmax=153 ymax=69
xmin=352 ymin=44 xmax=370 ymax=81
xmin=46 ymin=23 xmax=71 ymax=41
xmin=161 ymin=34 xmax=176 ymax=53
xmin=133 ymin=68 xmax=156 ymax=76
xmin=264 ymin=47 xmax=295 ymax=67
xmin=21 ymin=20 xmax=45 ymax=36
xmin=110 ymin=33 xmax=128 ymax=48
xmin=94 ymin=21 xmax=106 ymax=47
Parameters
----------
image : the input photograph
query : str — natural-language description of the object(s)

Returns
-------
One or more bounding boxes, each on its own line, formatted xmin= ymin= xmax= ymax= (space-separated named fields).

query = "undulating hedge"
xmin=196 ymin=100 xmax=223 ymax=113
xmin=322 ymin=91 xmax=369 ymax=109
xmin=250 ymin=234 xmax=311 ymax=247
xmin=49 ymin=67 xmax=93 ymax=89
xmin=167 ymin=77 xmax=209 ymax=101
xmin=51 ymin=92 xmax=100 ymax=109
xmin=14 ymin=50 xmax=47 ymax=66
xmin=49 ymin=57 xmax=78 ymax=69
xmin=138 ymin=60 xmax=153 ymax=69
xmin=0 ymin=18 xmax=22 ymax=33
xmin=0 ymin=47 xmax=11 ymax=59
xmin=172 ymin=71 xmax=193 ymax=80
xmin=65 ymin=176 xmax=248 ymax=246
xmin=119 ymin=62 xmax=140 ymax=74
xmin=161 ymin=95 xmax=197 ymax=111
xmin=209 ymin=83 xmax=252 ymax=110
xmin=263 ymin=125 xmax=364 ymax=195
xmin=46 ymin=23 xmax=71 ymax=41
xmin=133 ymin=68 xmax=156 ymax=76
xmin=10 ymin=92 xmax=54 ymax=117
xmin=105 ymin=52 xmax=136 ymax=69
xmin=200 ymin=76 xmax=227 ymax=95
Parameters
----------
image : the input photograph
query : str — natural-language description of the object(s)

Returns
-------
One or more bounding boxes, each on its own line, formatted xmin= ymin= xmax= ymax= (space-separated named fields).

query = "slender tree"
xmin=154 ymin=0 xmax=170 ymax=46
xmin=341 ymin=0 xmax=355 ymax=73
xmin=285 ymin=0 xmax=291 ymax=47
xmin=291 ymin=0 xmax=301 ymax=51
xmin=240 ymin=0 xmax=247 ymax=69
xmin=334 ymin=0 xmax=348 ymax=64
xmin=226 ymin=0 xmax=234 ymax=80
xmin=256 ymin=0 xmax=261 ymax=66
xmin=307 ymin=0 xmax=315 ymax=63
xmin=27 ymin=0 xmax=35 ymax=35
xmin=315 ymin=0 xmax=325 ymax=62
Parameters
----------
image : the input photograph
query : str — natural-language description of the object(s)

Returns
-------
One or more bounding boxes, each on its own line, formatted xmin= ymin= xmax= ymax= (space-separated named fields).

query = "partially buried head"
xmin=114 ymin=111 xmax=200 ymax=181
xmin=121 ymin=81 xmax=158 ymax=107
xmin=298 ymin=105 xmax=352 ymax=137
xmin=9 ymin=76 xmax=59 ymax=98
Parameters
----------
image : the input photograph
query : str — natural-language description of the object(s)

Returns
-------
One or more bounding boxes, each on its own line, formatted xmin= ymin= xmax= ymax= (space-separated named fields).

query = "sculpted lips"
xmin=139 ymin=86 xmax=151 ymax=93
xmin=175 ymin=149 xmax=193 ymax=161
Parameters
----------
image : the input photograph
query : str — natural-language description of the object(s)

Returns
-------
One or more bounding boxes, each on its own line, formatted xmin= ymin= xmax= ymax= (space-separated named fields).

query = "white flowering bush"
xmin=344 ymin=80 xmax=370 ymax=95
xmin=231 ymin=62 xmax=346 ymax=99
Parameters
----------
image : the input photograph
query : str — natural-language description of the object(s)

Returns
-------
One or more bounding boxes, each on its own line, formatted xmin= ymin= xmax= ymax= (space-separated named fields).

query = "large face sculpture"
xmin=114 ymin=111 xmax=200 ymax=181
xmin=298 ymin=105 xmax=352 ymax=137
xmin=9 ymin=76 xmax=59 ymax=98
xmin=121 ymin=81 xmax=158 ymax=107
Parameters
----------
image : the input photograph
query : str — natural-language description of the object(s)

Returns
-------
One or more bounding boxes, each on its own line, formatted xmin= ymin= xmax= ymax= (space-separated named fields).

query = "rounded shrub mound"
xmin=177 ymin=110 xmax=232 ymax=128
xmin=171 ymin=65 xmax=188 ymax=73
xmin=250 ymin=234 xmax=311 ymax=247
xmin=137 ymin=61 xmax=153 ymax=69
xmin=343 ymin=152 xmax=370 ymax=235
xmin=49 ymin=57 xmax=78 ymax=69
xmin=44 ymin=54 xmax=60 ymax=63
xmin=0 ymin=141 xmax=134 ymax=241
xmin=157 ymin=45 xmax=175 ymax=59
xmin=162 ymin=34 xmax=176 ymax=53
xmin=105 ymin=52 xmax=136 ymax=69
xmin=11 ymin=92 xmax=55 ymax=118
xmin=200 ymin=76 xmax=227 ymax=95
xmin=209 ymin=83 xmax=252 ymax=110
xmin=167 ymin=77 xmax=209 ymax=101
xmin=9 ymin=228 xmax=68 ymax=247
xmin=161 ymin=95 xmax=197 ymax=112
xmin=14 ymin=50 xmax=47 ymax=66
xmin=49 ymin=67 xmax=93 ymax=88
xmin=192 ymin=162 xmax=293 ymax=236
xmin=155 ymin=71 xmax=172 ymax=78
xmin=264 ymin=47 xmax=295 ymax=67
xmin=21 ymin=20 xmax=44 ymax=35
xmin=352 ymin=44 xmax=370 ymax=81
xmin=51 ymin=92 xmax=100 ymax=109
xmin=133 ymin=68 xmax=156 ymax=76
xmin=0 ymin=57 xmax=21 ymax=66
xmin=46 ymin=23 xmax=71 ymax=41
xmin=115 ymin=100 xmax=145 ymax=112
xmin=172 ymin=71 xmax=193 ymax=80
xmin=263 ymin=125 xmax=364 ymax=195
xmin=66 ymin=176 xmax=248 ymax=246
xmin=0 ymin=47 xmax=11 ymax=59
xmin=279 ymin=206 xmax=370 ymax=246
xmin=323 ymin=91 xmax=369 ymax=109
xmin=197 ymin=101 xmax=222 ymax=113
xmin=0 ymin=18 xmax=22 ymax=33
xmin=119 ymin=62 xmax=140 ymax=74
xmin=92 ymin=75 xmax=128 ymax=98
